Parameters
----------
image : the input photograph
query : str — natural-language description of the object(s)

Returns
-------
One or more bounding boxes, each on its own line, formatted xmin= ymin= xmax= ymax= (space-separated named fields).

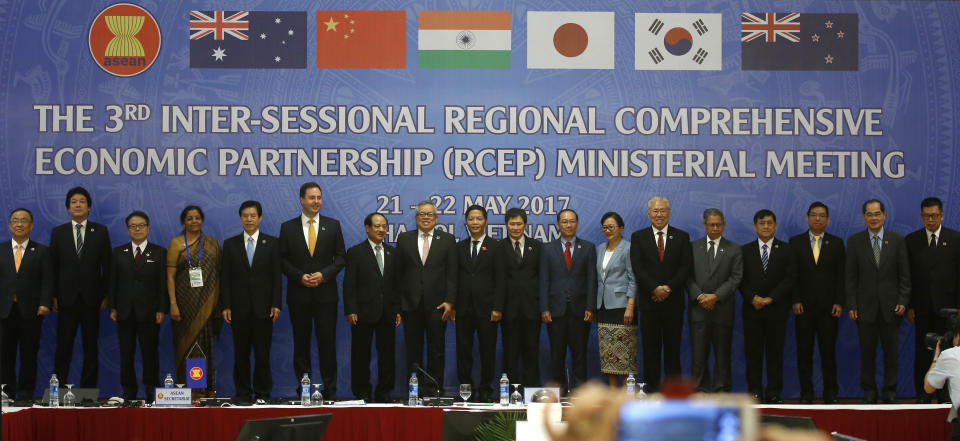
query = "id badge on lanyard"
xmin=189 ymin=267 xmax=204 ymax=287
xmin=185 ymin=234 xmax=204 ymax=288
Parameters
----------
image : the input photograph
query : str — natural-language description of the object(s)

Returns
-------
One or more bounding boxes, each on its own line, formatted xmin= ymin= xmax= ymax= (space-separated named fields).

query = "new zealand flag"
xmin=741 ymin=13 xmax=858 ymax=71
xmin=189 ymin=11 xmax=307 ymax=68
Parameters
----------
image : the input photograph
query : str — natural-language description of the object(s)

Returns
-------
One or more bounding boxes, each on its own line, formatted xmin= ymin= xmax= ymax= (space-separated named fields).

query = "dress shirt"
xmin=928 ymin=226 xmax=942 ymax=246
xmin=72 ymin=219 xmax=88 ymax=250
xmin=757 ymin=237 xmax=774 ymax=255
xmin=243 ymin=230 xmax=260 ymax=254
xmin=652 ymin=225 xmax=670 ymax=252
xmin=130 ymin=240 xmax=149 ymax=258
xmin=11 ymin=238 xmax=30 ymax=253
xmin=301 ymin=213 xmax=318 ymax=247
xmin=706 ymin=236 xmax=721 ymax=259
xmin=510 ymin=236 xmax=525 ymax=258
xmin=419 ymin=229 xmax=435 ymax=262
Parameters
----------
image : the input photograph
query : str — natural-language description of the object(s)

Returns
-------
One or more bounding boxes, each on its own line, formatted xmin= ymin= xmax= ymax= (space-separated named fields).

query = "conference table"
xmin=1 ymin=402 xmax=953 ymax=441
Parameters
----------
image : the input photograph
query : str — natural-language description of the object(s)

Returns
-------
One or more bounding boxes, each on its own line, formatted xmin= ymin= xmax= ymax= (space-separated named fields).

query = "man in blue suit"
xmin=540 ymin=209 xmax=596 ymax=393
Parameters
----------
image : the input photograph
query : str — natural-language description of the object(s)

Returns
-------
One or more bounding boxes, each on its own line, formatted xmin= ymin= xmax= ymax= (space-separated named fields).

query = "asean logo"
xmin=88 ymin=3 xmax=162 ymax=77
xmin=190 ymin=367 xmax=204 ymax=380
xmin=157 ymin=393 xmax=165 ymax=399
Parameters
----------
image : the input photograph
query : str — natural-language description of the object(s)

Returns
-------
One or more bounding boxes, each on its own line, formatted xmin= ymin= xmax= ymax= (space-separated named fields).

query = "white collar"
xmin=244 ymin=230 xmax=260 ymax=243
xmin=12 ymin=238 xmax=30 ymax=251
xmin=301 ymin=213 xmax=318 ymax=225
xmin=757 ymin=237 xmax=774 ymax=249
xmin=469 ymin=234 xmax=486 ymax=244
xmin=131 ymin=240 xmax=148 ymax=251
xmin=928 ymin=226 xmax=943 ymax=240
xmin=419 ymin=229 xmax=435 ymax=238
xmin=369 ymin=239 xmax=384 ymax=251
xmin=72 ymin=219 xmax=87 ymax=229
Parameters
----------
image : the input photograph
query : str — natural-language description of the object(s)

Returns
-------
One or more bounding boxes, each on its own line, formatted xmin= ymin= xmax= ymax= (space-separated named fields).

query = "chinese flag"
xmin=317 ymin=10 xmax=406 ymax=68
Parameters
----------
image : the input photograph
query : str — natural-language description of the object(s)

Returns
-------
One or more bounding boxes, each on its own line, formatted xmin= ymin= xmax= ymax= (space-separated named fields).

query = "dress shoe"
xmin=862 ymin=391 xmax=877 ymax=404
xmin=766 ymin=395 xmax=783 ymax=404
xmin=799 ymin=397 xmax=813 ymax=404
xmin=823 ymin=396 xmax=839 ymax=405
xmin=881 ymin=393 xmax=896 ymax=404
xmin=917 ymin=395 xmax=933 ymax=404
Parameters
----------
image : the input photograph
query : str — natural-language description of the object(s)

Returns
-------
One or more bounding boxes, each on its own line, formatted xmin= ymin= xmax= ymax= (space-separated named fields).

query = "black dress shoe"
xmin=882 ymin=393 xmax=896 ymax=404
xmin=766 ymin=396 xmax=783 ymax=404
xmin=917 ymin=395 xmax=933 ymax=404
xmin=799 ymin=397 xmax=813 ymax=404
xmin=823 ymin=396 xmax=839 ymax=405
xmin=862 ymin=391 xmax=877 ymax=404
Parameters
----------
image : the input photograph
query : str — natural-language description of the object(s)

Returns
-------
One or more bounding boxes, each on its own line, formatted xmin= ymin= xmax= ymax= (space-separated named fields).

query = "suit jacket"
xmin=107 ymin=242 xmax=167 ymax=322
xmin=49 ymin=221 xmax=112 ymax=307
xmin=278 ymin=215 xmax=346 ymax=305
xmin=739 ymin=238 xmax=796 ymax=318
xmin=0 ymin=239 xmax=53 ymax=319
xmin=596 ymin=240 xmax=636 ymax=310
xmin=456 ymin=236 xmax=499 ymax=318
xmin=221 ymin=232 xmax=282 ymax=319
xmin=395 ymin=228 xmax=458 ymax=312
xmin=845 ymin=229 xmax=911 ymax=324
xmin=789 ymin=231 xmax=845 ymax=314
xmin=539 ymin=237 xmax=597 ymax=317
xmin=686 ymin=237 xmax=742 ymax=325
xmin=343 ymin=240 xmax=399 ymax=323
xmin=905 ymin=226 xmax=960 ymax=315
xmin=494 ymin=235 xmax=542 ymax=321
xmin=629 ymin=225 xmax=693 ymax=312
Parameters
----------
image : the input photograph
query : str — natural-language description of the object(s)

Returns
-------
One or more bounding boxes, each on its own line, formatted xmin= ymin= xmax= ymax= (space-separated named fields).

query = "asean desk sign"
xmin=155 ymin=388 xmax=191 ymax=407
xmin=186 ymin=357 xmax=207 ymax=389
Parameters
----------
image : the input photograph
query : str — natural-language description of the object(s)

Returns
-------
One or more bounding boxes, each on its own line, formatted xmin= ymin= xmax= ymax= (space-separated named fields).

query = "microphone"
xmin=411 ymin=363 xmax=441 ymax=398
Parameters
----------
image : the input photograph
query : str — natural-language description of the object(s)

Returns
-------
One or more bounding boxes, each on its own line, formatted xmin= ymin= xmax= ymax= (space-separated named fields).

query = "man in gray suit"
xmin=686 ymin=208 xmax=742 ymax=393
xmin=846 ymin=199 xmax=911 ymax=404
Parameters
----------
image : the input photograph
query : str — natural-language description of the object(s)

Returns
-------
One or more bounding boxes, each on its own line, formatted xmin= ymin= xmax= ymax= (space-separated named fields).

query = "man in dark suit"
xmin=740 ymin=209 xmax=796 ymax=404
xmin=395 ymin=200 xmax=457 ymax=397
xmin=496 ymin=208 xmax=543 ymax=390
xmin=0 ymin=208 xmax=52 ymax=400
xmin=686 ymin=208 xmax=742 ymax=393
xmin=629 ymin=196 xmax=692 ymax=393
xmin=343 ymin=213 xmax=401 ymax=403
xmin=846 ymin=199 xmax=910 ymax=404
xmin=279 ymin=182 xmax=346 ymax=398
xmin=789 ymin=201 xmax=844 ymax=404
xmin=905 ymin=196 xmax=959 ymax=403
xmin=540 ymin=209 xmax=596 ymax=393
xmin=221 ymin=200 xmax=282 ymax=403
xmin=455 ymin=205 xmax=500 ymax=402
xmin=50 ymin=186 xmax=112 ymax=388
xmin=107 ymin=211 xmax=166 ymax=402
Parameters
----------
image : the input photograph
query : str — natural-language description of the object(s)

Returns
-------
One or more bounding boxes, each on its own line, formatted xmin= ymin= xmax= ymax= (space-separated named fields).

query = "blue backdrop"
xmin=1 ymin=0 xmax=958 ymax=400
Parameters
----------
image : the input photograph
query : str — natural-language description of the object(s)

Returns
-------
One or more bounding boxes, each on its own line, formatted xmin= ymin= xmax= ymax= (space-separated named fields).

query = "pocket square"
xmin=147 ymin=259 xmax=155 ymax=263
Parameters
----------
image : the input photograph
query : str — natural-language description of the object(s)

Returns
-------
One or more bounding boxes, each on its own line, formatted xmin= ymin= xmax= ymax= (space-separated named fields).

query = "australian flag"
xmin=190 ymin=11 xmax=306 ymax=68
xmin=741 ymin=13 xmax=857 ymax=71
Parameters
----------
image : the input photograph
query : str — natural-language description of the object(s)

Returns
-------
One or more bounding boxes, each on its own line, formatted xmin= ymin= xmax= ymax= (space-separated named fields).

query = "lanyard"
xmin=184 ymin=234 xmax=203 ymax=268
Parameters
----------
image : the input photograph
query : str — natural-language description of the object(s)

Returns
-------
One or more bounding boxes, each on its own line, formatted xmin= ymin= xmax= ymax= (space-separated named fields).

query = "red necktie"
xmin=657 ymin=231 xmax=665 ymax=262
xmin=134 ymin=246 xmax=142 ymax=263
xmin=564 ymin=241 xmax=572 ymax=270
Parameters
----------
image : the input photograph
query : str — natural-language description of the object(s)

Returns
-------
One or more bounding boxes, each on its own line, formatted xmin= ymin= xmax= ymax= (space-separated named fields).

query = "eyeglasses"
xmin=807 ymin=213 xmax=828 ymax=219
xmin=559 ymin=220 xmax=577 ymax=225
xmin=9 ymin=219 xmax=32 ymax=225
xmin=601 ymin=225 xmax=618 ymax=231
xmin=922 ymin=213 xmax=943 ymax=220
xmin=127 ymin=224 xmax=149 ymax=230
xmin=864 ymin=211 xmax=884 ymax=218
xmin=649 ymin=209 xmax=669 ymax=215
xmin=416 ymin=212 xmax=436 ymax=218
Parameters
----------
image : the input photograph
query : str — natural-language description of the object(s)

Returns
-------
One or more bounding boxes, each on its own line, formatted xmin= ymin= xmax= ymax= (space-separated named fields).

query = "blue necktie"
xmin=761 ymin=244 xmax=769 ymax=271
xmin=246 ymin=237 xmax=255 ymax=266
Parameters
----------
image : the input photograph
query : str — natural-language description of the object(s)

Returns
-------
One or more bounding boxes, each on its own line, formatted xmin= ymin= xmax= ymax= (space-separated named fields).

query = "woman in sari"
xmin=595 ymin=212 xmax=637 ymax=387
xmin=167 ymin=205 xmax=221 ymax=398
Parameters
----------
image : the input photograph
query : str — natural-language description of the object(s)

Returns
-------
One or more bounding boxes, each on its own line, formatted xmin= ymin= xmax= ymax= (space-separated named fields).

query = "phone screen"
xmin=617 ymin=400 xmax=742 ymax=441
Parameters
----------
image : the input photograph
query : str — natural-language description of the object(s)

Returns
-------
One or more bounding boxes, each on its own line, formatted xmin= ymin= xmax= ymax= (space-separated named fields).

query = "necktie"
xmin=75 ymin=224 xmax=84 ymax=256
xmin=707 ymin=240 xmax=715 ymax=266
xmin=375 ymin=245 xmax=384 ymax=275
xmin=134 ymin=246 xmax=142 ymax=263
xmin=657 ymin=231 xmax=665 ymax=262
xmin=307 ymin=219 xmax=317 ymax=256
xmin=14 ymin=244 xmax=22 ymax=273
xmin=931 ymin=234 xmax=938 ymax=249
xmin=872 ymin=235 xmax=881 ymax=266
xmin=564 ymin=241 xmax=572 ymax=270
xmin=421 ymin=232 xmax=430 ymax=264
xmin=813 ymin=235 xmax=821 ymax=264
xmin=472 ymin=240 xmax=479 ymax=261
xmin=514 ymin=240 xmax=522 ymax=263
xmin=246 ymin=237 xmax=255 ymax=266
xmin=761 ymin=244 xmax=769 ymax=271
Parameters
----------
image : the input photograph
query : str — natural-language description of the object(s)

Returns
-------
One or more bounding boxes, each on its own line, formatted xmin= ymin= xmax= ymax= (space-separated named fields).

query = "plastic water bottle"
xmin=408 ymin=373 xmax=419 ymax=406
xmin=164 ymin=373 xmax=174 ymax=389
xmin=625 ymin=373 xmax=636 ymax=396
xmin=49 ymin=374 xmax=59 ymax=408
xmin=499 ymin=373 xmax=509 ymax=405
xmin=300 ymin=373 xmax=311 ymax=406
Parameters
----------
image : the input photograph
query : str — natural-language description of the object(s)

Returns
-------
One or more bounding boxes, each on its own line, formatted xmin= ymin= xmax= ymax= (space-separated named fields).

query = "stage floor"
xmin=1 ymin=403 xmax=952 ymax=441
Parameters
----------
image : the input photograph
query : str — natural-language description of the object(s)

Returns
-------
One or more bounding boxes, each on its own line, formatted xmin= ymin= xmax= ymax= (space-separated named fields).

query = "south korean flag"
xmin=635 ymin=13 xmax=722 ymax=70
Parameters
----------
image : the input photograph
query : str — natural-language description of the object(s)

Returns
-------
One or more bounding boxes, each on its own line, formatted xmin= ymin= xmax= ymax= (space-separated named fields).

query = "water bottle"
xmin=164 ymin=373 xmax=174 ymax=389
xmin=300 ymin=373 xmax=311 ymax=406
xmin=625 ymin=373 xmax=636 ymax=396
xmin=408 ymin=373 xmax=419 ymax=406
xmin=49 ymin=374 xmax=59 ymax=408
xmin=499 ymin=373 xmax=509 ymax=405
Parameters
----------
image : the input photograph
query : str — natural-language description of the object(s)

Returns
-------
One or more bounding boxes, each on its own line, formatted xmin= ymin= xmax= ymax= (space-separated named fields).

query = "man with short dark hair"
xmin=789 ymin=201 xmax=844 ymax=404
xmin=344 ymin=213 xmax=400 ymax=403
xmin=541 ymin=208 xmax=596 ymax=393
xmin=0 ymin=209 xmax=52 ymax=400
xmin=455 ymin=205 xmax=500 ymax=401
xmin=222 ymin=200 xmax=282 ymax=403
xmin=50 ymin=186 xmax=112 ymax=388
xmin=108 ymin=211 xmax=166 ymax=402
xmin=279 ymin=183 xmax=346 ymax=398
xmin=846 ymin=199 xmax=910 ymax=404
xmin=740 ymin=209 xmax=796 ymax=404
xmin=906 ymin=196 xmax=960 ymax=403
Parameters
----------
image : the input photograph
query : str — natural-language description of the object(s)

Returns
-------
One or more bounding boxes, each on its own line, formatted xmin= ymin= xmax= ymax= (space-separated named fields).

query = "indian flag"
xmin=418 ymin=11 xmax=511 ymax=69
